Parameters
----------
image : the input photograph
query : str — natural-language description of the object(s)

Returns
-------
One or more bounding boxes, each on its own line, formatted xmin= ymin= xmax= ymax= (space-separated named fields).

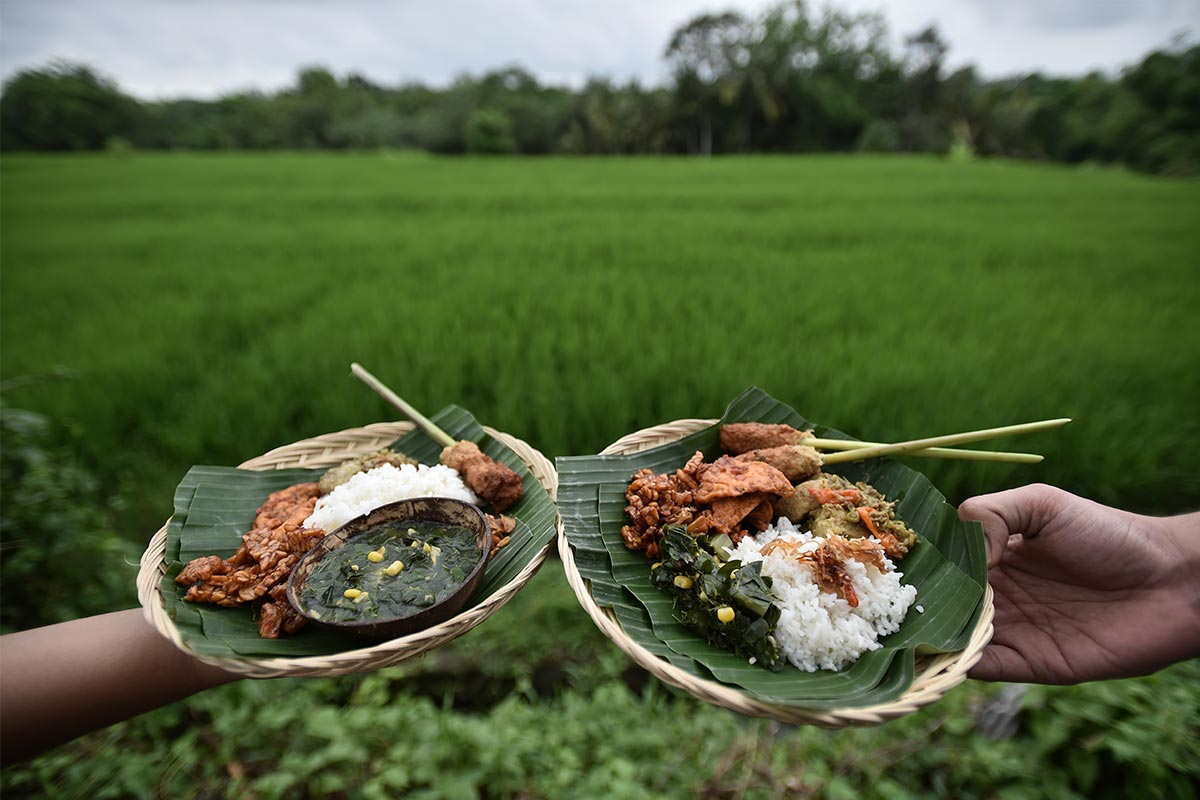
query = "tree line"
xmin=2 ymin=1 xmax=1197 ymax=175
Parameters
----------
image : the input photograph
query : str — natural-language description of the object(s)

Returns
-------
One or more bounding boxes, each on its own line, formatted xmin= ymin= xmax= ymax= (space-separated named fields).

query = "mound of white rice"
xmin=730 ymin=517 xmax=917 ymax=672
xmin=303 ymin=463 xmax=477 ymax=533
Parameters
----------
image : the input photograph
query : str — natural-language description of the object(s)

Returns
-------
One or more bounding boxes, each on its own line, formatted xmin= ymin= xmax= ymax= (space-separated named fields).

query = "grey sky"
xmin=1 ymin=0 xmax=1196 ymax=99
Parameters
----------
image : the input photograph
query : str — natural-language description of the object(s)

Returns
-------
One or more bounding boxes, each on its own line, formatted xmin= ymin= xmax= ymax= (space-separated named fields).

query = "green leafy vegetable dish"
xmin=557 ymin=387 xmax=988 ymax=709
xmin=158 ymin=405 xmax=559 ymax=660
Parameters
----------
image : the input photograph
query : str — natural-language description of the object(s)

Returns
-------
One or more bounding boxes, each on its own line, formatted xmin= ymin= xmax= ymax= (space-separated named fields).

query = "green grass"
xmin=3 ymin=153 xmax=1199 ymax=534
xmin=2 ymin=153 xmax=1199 ymax=797
xmin=3 ymin=153 xmax=1198 ymax=539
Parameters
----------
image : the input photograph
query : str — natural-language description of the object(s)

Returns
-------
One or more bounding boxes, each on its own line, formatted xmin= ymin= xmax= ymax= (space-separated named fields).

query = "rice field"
xmin=3 ymin=152 xmax=1197 ymax=536
xmin=3 ymin=152 xmax=1199 ymax=798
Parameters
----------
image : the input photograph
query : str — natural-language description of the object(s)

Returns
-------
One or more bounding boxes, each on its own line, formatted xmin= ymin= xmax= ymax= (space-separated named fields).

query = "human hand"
xmin=958 ymin=484 xmax=1200 ymax=684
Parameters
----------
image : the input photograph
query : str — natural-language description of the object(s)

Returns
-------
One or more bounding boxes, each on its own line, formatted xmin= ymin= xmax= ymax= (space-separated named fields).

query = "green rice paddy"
xmin=3 ymin=152 xmax=1199 ymax=798
xmin=4 ymin=152 xmax=1197 ymax=535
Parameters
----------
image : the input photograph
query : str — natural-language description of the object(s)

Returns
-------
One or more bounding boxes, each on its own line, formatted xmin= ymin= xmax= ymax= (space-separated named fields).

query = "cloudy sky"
xmin=1 ymin=0 xmax=1196 ymax=99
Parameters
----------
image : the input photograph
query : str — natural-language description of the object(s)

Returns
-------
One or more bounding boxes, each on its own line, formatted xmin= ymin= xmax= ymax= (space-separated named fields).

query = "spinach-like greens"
xmin=649 ymin=526 xmax=783 ymax=670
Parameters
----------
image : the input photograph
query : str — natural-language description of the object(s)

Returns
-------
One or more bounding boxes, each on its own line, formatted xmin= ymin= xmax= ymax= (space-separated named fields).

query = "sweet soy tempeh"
xmin=820 ymin=418 xmax=1071 ymax=465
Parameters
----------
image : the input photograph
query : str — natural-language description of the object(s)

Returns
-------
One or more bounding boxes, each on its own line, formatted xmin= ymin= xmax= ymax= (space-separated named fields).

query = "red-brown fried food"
xmin=622 ymin=452 xmax=704 ymax=556
xmin=259 ymin=583 xmax=309 ymax=638
xmin=442 ymin=441 xmax=524 ymax=512
xmin=175 ymin=555 xmax=225 ymax=586
xmin=719 ymin=423 xmax=812 ymax=455
xmin=692 ymin=455 xmax=795 ymax=504
xmin=485 ymin=513 xmax=517 ymax=556
xmin=177 ymin=483 xmax=327 ymax=636
xmin=733 ymin=444 xmax=822 ymax=482
xmin=253 ymin=482 xmax=322 ymax=529
xmin=745 ymin=496 xmax=775 ymax=532
xmin=692 ymin=493 xmax=767 ymax=537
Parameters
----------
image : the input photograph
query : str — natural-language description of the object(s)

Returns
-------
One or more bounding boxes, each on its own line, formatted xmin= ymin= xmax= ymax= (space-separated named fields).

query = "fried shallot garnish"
xmin=761 ymin=534 xmax=889 ymax=607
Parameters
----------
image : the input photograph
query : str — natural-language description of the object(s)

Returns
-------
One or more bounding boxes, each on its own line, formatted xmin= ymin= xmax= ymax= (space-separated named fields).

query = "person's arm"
xmin=959 ymin=484 xmax=1200 ymax=684
xmin=1 ymin=609 xmax=241 ymax=764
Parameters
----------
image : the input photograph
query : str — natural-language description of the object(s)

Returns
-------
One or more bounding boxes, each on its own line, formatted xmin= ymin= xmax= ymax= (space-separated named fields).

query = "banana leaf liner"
xmin=138 ymin=406 xmax=560 ymax=677
xmin=557 ymin=387 xmax=993 ymax=725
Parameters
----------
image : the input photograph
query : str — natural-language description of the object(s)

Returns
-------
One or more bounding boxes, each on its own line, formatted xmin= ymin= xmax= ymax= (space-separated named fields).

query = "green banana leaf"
xmin=159 ymin=405 xmax=557 ymax=659
xmin=557 ymin=387 xmax=987 ymax=709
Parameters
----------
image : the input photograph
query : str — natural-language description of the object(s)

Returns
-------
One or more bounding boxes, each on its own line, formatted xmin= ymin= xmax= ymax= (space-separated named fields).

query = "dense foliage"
xmin=1 ymin=153 xmax=1197 ymax=795
xmin=0 ymin=398 xmax=138 ymax=632
xmin=2 ymin=1 xmax=1198 ymax=175
xmin=4 ymin=563 xmax=1198 ymax=798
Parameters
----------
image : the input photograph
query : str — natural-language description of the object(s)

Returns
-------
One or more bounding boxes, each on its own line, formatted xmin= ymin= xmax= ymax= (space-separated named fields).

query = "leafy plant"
xmin=0 ymin=402 xmax=137 ymax=631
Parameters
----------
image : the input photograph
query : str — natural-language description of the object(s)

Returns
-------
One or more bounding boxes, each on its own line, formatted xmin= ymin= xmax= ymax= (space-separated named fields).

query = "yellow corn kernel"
xmin=353 ymin=591 xmax=370 ymax=604
xmin=386 ymin=560 xmax=404 ymax=576
xmin=650 ymin=562 xmax=662 ymax=570
xmin=367 ymin=550 xmax=384 ymax=563
xmin=716 ymin=606 xmax=736 ymax=624
xmin=673 ymin=575 xmax=693 ymax=590
xmin=422 ymin=542 xmax=432 ymax=553
xmin=343 ymin=588 xmax=363 ymax=600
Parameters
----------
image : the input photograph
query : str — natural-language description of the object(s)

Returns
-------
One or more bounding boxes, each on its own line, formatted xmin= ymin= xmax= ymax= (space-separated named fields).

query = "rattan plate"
xmin=557 ymin=419 xmax=995 ymax=727
xmin=138 ymin=421 xmax=559 ymax=678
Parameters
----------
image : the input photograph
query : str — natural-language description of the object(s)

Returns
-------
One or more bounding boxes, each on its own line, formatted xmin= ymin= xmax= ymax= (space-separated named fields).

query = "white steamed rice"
xmin=303 ymin=463 xmax=477 ymax=533
xmin=730 ymin=517 xmax=917 ymax=672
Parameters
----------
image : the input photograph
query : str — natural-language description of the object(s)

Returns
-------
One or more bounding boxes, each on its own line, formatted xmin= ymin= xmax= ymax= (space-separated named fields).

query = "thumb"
xmin=958 ymin=484 xmax=1063 ymax=569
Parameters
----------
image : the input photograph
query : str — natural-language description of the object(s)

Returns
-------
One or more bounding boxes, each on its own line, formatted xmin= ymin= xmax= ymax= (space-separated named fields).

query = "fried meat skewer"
xmin=350 ymin=362 xmax=524 ymax=511
xmin=720 ymin=421 xmax=1058 ymax=464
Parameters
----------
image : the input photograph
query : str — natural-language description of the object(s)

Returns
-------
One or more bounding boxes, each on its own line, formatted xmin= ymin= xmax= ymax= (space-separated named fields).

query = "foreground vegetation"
xmin=2 ymin=153 xmax=1197 ymax=796
xmin=3 ymin=0 xmax=1198 ymax=175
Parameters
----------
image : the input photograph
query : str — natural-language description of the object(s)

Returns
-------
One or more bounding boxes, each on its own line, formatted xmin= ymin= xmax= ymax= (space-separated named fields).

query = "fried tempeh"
xmin=177 ymin=483 xmax=327 ymax=631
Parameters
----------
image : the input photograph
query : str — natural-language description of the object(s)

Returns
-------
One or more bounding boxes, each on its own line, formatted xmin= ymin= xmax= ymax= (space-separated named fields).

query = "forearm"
xmin=0 ymin=609 xmax=241 ymax=764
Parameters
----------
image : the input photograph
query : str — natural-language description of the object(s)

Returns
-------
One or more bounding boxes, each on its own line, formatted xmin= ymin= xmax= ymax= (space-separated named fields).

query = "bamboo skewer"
xmin=805 ymin=438 xmax=1043 ymax=464
xmin=820 ymin=419 xmax=1071 ymax=465
xmin=351 ymin=361 xmax=1063 ymax=466
xmin=350 ymin=362 xmax=456 ymax=448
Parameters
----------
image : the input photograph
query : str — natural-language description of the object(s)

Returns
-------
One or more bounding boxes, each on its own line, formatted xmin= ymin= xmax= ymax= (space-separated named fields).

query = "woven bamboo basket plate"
xmin=558 ymin=418 xmax=995 ymax=728
xmin=138 ymin=421 xmax=559 ymax=678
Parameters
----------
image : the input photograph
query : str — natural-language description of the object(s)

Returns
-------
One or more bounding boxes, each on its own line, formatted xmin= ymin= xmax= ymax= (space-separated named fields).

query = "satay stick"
xmin=350 ymin=363 xmax=456 ymax=448
xmin=805 ymin=438 xmax=1043 ymax=464
xmin=820 ymin=418 xmax=1070 ymax=465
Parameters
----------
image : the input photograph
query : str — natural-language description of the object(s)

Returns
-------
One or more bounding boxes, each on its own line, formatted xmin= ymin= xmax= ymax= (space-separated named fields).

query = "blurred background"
xmin=1 ymin=0 xmax=1197 ymax=797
